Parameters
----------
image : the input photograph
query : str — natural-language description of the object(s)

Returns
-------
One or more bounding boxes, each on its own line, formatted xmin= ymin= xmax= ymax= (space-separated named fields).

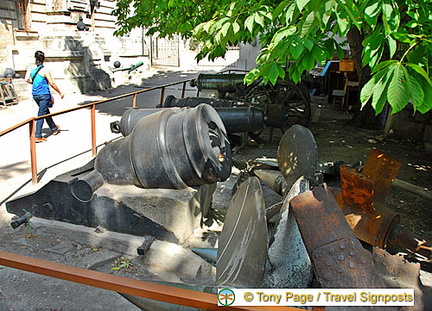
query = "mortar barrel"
xmin=96 ymin=104 xmax=232 ymax=189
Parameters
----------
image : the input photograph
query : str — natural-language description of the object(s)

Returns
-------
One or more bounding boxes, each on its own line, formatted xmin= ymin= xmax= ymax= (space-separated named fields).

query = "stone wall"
xmin=1 ymin=0 xmax=149 ymax=97
xmin=0 ymin=1 xmax=19 ymax=76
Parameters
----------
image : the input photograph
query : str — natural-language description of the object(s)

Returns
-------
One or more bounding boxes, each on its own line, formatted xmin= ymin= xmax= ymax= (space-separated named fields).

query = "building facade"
xmin=0 ymin=0 xmax=150 ymax=97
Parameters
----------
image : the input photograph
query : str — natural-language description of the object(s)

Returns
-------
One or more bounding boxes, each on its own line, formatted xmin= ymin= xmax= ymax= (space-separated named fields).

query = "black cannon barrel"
xmin=115 ymin=107 xmax=181 ymax=136
xmin=114 ymin=104 xmax=265 ymax=136
xmin=213 ymin=107 xmax=265 ymax=133
xmin=71 ymin=170 xmax=105 ymax=202
xmin=190 ymin=73 xmax=246 ymax=92
xmin=96 ymin=104 xmax=232 ymax=189
xmin=162 ymin=95 xmax=237 ymax=108
xmin=162 ymin=96 xmax=266 ymax=133
xmin=11 ymin=212 xmax=32 ymax=229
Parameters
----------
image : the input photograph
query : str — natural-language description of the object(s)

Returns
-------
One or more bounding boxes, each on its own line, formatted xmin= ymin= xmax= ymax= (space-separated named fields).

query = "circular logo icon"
xmin=244 ymin=292 xmax=254 ymax=302
xmin=218 ymin=288 xmax=235 ymax=306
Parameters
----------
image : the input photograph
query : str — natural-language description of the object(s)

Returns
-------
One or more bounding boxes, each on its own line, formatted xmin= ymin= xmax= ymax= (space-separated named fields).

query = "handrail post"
xmin=91 ymin=104 xmax=97 ymax=156
xmin=160 ymin=87 xmax=165 ymax=107
xmin=181 ymin=81 xmax=186 ymax=98
xmin=29 ymin=119 xmax=38 ymax=184
xmin=2 ymin=78 xmax=196 ymax=188
xmin=132 ymin=93 xmax=137 ymax=108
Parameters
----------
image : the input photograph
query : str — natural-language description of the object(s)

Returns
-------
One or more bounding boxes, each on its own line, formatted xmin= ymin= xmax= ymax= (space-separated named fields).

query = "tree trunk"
xmin=347 ymin=27 xmax=386 ymax=129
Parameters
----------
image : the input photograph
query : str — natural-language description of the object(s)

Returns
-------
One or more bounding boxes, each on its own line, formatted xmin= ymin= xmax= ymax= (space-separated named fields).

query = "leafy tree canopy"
xmin=113 ymin=0 xmax=432 ymax=114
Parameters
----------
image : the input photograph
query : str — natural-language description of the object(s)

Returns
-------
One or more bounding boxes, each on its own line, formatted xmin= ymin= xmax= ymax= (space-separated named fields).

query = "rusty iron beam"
xmin=290 ymin=186 xmax=385 ymax=289
xmin=0 ymin=117 xmax=34 ymax=137
xmin=0 ymin=251 xmax=303 ymax=311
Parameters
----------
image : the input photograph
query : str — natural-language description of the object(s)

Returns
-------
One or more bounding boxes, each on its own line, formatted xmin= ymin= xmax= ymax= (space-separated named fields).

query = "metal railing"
xmin=0 ymin=250 xmax=305 ymax=311
xmin=0 ymin=79 xmax=191 ymax=185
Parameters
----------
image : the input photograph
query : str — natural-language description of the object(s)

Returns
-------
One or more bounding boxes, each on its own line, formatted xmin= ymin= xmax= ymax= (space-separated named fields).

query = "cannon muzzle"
xmin=11 ymin=212 xmax=32 ymax=229
xmin=96 ymin=104 xmax=232 ymax=189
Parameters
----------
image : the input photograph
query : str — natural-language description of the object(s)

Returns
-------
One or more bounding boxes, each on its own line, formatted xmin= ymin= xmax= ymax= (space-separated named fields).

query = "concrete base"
xmin=6 ymin=164 xmax=215 ymax=244
xmin=27 ymin=217 xmax=216 ymax=284
xmin=96 ymin=184 xmax=212 ymax=243
xmin=142 ymin=239 xmax=216 ymax=284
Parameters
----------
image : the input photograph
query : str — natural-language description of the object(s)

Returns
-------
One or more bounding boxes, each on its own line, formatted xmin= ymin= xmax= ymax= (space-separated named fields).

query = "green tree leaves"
xmin=359 ymin=0 xmax=432 ymax=114
xmin=361 ymin=61 xmax=432 ymax=114
xmin=113 ymin=0 xmax=432 ymax=115
xmin=388 ymin=63 xmax=412 ymax=113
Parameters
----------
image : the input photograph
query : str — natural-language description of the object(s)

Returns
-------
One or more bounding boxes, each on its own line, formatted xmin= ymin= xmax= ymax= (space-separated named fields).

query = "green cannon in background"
xmin=111 ymin=61 xmax=144 ymax=73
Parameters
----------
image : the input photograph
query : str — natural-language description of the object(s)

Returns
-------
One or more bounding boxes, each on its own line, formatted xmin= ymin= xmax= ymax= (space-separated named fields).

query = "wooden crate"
xmin=0 ymin=78 xmax=19 ymax=106
xmin=339 ymin=59 xmax=355 ymax=72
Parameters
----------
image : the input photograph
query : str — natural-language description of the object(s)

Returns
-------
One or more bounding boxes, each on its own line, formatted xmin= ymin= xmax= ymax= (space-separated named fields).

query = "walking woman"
xmin=26 ymin=50 xmax=65 ymax=142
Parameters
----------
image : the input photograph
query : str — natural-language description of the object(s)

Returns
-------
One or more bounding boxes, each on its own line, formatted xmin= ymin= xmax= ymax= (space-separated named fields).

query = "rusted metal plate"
xmin=310 ymin=237 xmax=384 ymax=288
xmin=339 ymin=165 xmax=399 ymax=249
xmin=290 ymin=186 xmax=353 ymax=251
xmin=290 ymin=186 xmax=385 ymax=288
xmin=338 ymin=165 xmax=430 ymax=257
xmin=340 ymin=165 xmax=374 ymax=213
xmin=216 ymin=177 xmax=268 ymax=287
xmin=277 ymin=125 xmax=318 ymax=186
xmin=361 ymin=150 xmax=401 ymax=204
xmin=372 ymin=248 xmax=427 ymax=310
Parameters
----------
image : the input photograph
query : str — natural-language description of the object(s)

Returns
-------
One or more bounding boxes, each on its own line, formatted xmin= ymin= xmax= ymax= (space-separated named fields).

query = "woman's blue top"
xmin=31 ymin=65 xmax=50 ymax=95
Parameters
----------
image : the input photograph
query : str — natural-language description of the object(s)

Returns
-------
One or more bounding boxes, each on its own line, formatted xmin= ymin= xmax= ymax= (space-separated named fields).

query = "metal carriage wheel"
xmin=242 ymin=79 xmax=311 ymax=131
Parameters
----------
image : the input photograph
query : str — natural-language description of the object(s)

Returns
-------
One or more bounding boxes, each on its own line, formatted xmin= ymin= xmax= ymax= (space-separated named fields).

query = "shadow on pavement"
xmin=0 ymin=161 xmax=29 ymax=180
xmin=77 ymin=70 xmax=206 ymax=117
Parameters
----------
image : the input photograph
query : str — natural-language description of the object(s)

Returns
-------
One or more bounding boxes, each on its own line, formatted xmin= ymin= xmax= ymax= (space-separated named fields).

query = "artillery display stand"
xmin=6 ymin=160 xmax=215 ymax=244
xmin=0 ymin=78 xmax=18 ymax=107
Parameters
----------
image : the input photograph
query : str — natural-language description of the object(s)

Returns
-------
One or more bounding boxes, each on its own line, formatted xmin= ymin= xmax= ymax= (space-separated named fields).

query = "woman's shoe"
xmin=52 ymin=126 xmax=60 ymax=135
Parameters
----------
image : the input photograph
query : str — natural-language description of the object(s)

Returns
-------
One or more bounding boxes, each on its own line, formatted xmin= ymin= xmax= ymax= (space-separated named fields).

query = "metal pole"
xmin=91 ymin=105 xmax=96 ymax=156
xmin=160 ymin=87 xmax=165 ymax=107
xmin=29 ymin=119 xmax=37 ymax=184
xmin=132 ymin=93 xmax=137 ymax=108
xmin=181 ymin=81 xmax=186 ymax=98
xmin=0 ymin=251 xmax=301 ymax=311
xmin=149 ymin=35 xmax=153 ymax=66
